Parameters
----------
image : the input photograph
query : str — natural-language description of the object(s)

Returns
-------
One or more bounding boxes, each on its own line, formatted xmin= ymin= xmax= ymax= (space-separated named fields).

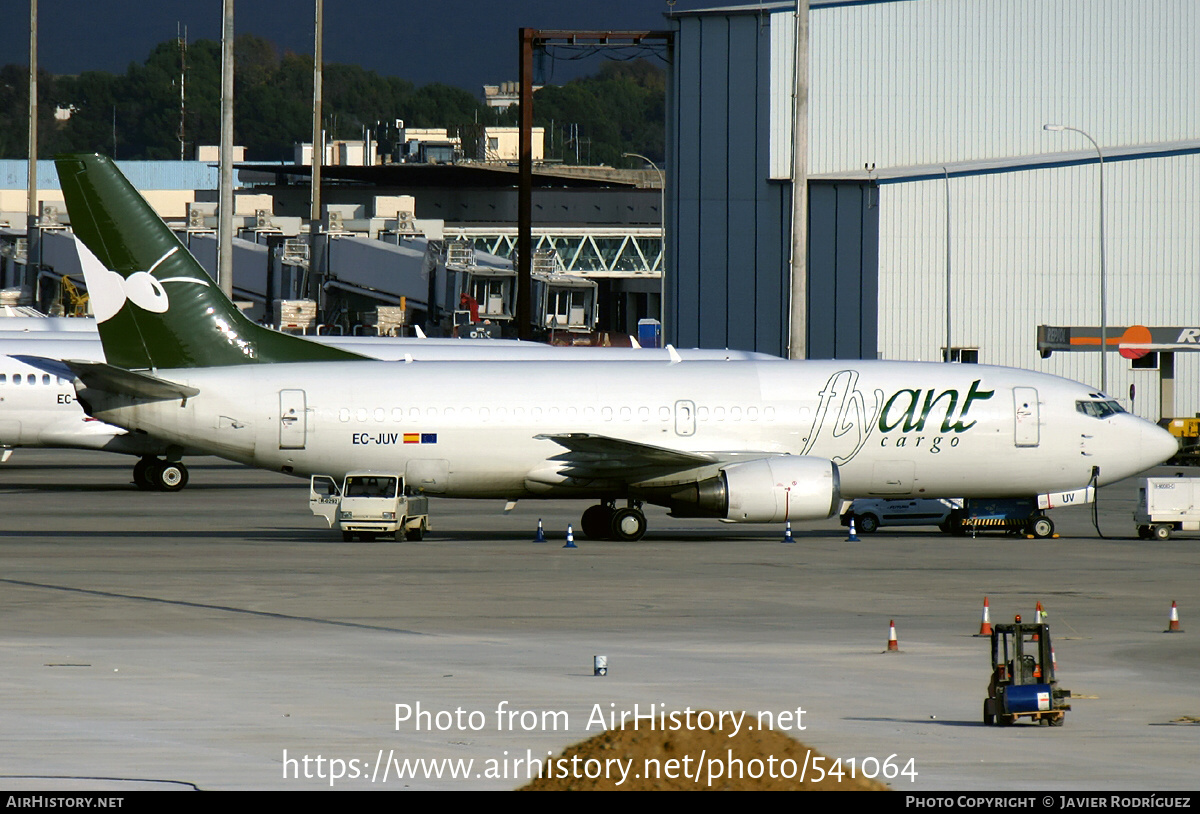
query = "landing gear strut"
xmin=580 ymin=500 xmax=647 ymax=541
xmin=133 ymin=456 xmax=190 ymax=492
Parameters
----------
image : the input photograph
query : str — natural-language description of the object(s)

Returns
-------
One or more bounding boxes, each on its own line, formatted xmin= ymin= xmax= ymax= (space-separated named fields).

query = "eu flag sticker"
xmin=421 ymin=433 xmax=438 ymax=444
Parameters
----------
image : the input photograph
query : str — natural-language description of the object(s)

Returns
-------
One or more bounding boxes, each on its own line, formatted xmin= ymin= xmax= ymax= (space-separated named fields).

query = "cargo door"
xmin=1013 ymin=387 xmax=1040 ymax=447
xmin=279 ymin=389 xmax=308 ymax=449
xmin=309 ymin=475 xmax=341 ymax=527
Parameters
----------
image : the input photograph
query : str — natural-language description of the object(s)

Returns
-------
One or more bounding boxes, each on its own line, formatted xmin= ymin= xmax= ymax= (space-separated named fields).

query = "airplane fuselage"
xmin=79 ymin=357 xmax=1174 ymax=503
xmin=1 ymin=335 xmax=770 ymax=458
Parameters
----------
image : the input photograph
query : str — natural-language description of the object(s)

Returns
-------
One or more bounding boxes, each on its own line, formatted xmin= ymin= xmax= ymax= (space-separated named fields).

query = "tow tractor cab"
xmin=984 ymin=617 xmax=1070 ymax=727
xmin=309 ymin=472 xmax=430 ymax=542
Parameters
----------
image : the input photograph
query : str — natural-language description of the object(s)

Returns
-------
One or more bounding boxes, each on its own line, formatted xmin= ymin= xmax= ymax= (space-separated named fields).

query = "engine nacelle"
xmin=720 ymin=456 xmax=841 ymax=523
xmin=648 ymin=456 xmax=841 ymax=523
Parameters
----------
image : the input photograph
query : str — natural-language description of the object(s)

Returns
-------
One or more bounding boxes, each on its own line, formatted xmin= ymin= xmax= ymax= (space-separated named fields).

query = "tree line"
xmin=0 ymin=35 xmax=665 ymax=167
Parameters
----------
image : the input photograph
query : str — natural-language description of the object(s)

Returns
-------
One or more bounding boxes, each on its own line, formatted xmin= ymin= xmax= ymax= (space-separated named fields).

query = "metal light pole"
xmin=623 ymin=152 xmax=665 ymax=327
xmin=218 ymin=0 xmax=234 ymax=300
xmin=1044 ymin=123 xmax=1107 ymax=394
xmin=942 ymin=166 xmax=951 ymax=362
xmin=27 ymin=0 xmax=39 ymax=297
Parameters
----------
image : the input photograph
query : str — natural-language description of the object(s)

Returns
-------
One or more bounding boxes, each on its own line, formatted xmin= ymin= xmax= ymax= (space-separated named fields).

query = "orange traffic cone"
xmin=886 ymin=620 xmax=900 ymax=653
xmin=975 ymin=597 xmax=993 ymax=637
xmin=1165 ymin=601 xmax=1184 ymax=633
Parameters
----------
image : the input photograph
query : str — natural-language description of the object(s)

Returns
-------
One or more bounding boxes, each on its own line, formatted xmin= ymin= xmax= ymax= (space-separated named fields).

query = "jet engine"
xmin=645 ymin=456 xmax=841 ymax=522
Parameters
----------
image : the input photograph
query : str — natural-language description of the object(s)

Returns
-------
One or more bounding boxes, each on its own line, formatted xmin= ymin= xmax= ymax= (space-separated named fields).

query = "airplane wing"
xmin=534 ymin=432 xmax=779 ymax=482
xmin=11 ymin=355 xmax=199 ymax=401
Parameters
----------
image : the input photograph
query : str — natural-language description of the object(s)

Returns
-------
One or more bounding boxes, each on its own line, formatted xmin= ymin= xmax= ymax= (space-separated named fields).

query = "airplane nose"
xmin=1139 ymin=420 xmax=1179 ymax=470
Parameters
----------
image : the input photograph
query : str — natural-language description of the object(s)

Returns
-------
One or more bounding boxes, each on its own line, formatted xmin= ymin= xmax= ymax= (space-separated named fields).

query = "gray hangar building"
xmin=664 ymin=0 xmax=1200 ymax=422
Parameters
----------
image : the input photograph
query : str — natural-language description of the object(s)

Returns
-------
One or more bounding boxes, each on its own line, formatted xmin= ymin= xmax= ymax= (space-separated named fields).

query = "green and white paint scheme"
xmin=57 ymin=154 xmax=363 ymax=370
xmin=39 ymin=154 xmax=1179 ymax=539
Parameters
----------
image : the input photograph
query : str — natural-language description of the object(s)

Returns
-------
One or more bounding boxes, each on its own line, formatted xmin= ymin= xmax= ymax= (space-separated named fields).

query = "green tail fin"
xmin=55 ymin=153 xmax=364 ymax=369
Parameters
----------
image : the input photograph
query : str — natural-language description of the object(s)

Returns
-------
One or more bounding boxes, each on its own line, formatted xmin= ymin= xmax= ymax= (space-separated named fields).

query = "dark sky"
xmin=7 ymin=1 xmax=714 ymax=92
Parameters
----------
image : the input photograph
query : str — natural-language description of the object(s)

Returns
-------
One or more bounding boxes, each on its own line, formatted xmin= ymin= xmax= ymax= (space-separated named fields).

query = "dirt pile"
xmin=519 ymin=716 xmax=890 ymax=791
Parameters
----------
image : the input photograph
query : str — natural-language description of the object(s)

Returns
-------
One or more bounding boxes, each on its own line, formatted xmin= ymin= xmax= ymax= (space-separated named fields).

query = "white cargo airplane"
xmin=21 ymin=154 xmax=1178 ymax=540
xmin=0 ymin=327 xmax=768 ymax=490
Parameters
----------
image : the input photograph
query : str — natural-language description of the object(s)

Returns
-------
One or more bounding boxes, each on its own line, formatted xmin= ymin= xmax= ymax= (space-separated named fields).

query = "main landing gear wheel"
xmin=133 ymin=457 xmax=189 ymax=492
xmin=152 ymin=461 xmax=189 ymax=492
xmin=610 ymin=507 xmax=647 ymax=542
xmin=581 ymin=504 xmax=615 ymax=540
xmin=132 ymin=457 xmax=155 ymax=490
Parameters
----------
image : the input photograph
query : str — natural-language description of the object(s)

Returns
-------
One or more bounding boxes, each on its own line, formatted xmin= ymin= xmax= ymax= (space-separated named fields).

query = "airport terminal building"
xmin=667 ymin=0 xmax=1200 ymax=421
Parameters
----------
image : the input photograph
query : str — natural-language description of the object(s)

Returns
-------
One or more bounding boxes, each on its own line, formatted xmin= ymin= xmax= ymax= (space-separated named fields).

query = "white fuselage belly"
xmin=84 ymin=359 xmax=1171 ymax=501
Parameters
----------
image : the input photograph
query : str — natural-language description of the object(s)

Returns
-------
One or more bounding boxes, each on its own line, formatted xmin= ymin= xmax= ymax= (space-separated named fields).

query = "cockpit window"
xmin=1076 ymin=399 xmax=1125 ymax=419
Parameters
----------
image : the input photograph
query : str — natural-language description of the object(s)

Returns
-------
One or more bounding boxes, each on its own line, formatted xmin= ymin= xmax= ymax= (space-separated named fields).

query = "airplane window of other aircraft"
xmin=0 ymin=374 xmax=6 ymax=383
xmin=659 ymin=406 xmax=671 ymax=420
xmin=639 ymin=407 xmax=649 ymax=421
xmin=715 ymin=406 xmax=726 ymax=420
xmin=356 ymin=408 xmax=367 ymax=422
xmin=620 ymin=407 xmax=631 ymax=420
xmin=602 ymin=406 xmax=613 ymax=421
xmin=391 ymin=408 xmax=403 ymax=421
xmin=1076 ymin=399 xmax=1126 ymax=419
xmin=26 ymin=374 xmax=34 ymax=384
xmin=698 ymin=406 xmax=709 ymax=421
xmin=374 ymin=408 xmax=385 ymax=421
xmin=339 ymin=408 xmax=350 ymax=422
xmin=732 ymin=406 xmax=743 ymax=420
xmin=765 ymin=407 xmax=776 ymax=420
xmin=748 ymin=406 xmax=760 ymax=420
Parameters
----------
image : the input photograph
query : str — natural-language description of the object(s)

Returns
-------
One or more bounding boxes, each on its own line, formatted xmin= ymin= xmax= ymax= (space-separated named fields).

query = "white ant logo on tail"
xmin=74 ymin=239 xmax=211 ymax=322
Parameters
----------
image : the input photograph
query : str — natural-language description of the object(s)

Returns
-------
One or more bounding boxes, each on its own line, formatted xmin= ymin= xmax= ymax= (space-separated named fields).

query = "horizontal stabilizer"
xmin=11 ymin=355 xmax=199 ymax=401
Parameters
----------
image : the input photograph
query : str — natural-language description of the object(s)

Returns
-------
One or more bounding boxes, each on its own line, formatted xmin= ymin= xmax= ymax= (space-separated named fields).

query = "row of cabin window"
xmin=336 ymin=405 xmax=778 ymax=423
xmin=0 ymin=373 xmax=67 ymax=386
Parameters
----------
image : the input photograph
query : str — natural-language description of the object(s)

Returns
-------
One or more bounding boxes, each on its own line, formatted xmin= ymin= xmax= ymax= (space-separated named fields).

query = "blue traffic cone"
xmin=563 ymin=524 xmax=577 ymax=549
xmin=847 ymin=517 xmax=860 ymax=542
xmin=781 ymin=521 xmax=795 ymax=543
xmin=533 ymin=518 xmax=547 ymax=543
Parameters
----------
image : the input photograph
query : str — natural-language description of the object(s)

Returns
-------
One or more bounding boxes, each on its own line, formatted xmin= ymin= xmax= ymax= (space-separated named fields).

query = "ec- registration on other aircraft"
xmin=23 ymin=153 xmax=1178 ymax=540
